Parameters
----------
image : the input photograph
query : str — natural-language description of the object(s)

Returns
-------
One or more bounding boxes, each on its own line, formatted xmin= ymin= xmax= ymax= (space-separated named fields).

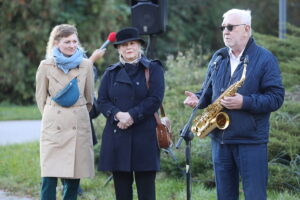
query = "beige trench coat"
xmin=35 ymin=58 xmax=94 ymax=178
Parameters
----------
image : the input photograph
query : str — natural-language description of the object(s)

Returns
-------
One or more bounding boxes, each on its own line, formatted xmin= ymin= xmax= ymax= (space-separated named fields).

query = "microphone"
xmin=99 ymin=32 xmax=116 ymax=50
xmin=213 ymin=48 xmax=228 ymax=65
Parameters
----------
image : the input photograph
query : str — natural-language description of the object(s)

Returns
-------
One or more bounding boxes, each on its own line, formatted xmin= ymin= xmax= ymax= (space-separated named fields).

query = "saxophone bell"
xmin=192 ymin=111 xmax=230 ymax=139
xmin=215 ymin=112 xmax=230 ymax=130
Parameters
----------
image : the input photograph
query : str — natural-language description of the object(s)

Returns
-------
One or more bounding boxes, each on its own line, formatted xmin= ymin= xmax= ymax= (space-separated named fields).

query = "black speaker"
xmin=131 ymin=0 xmax=168 ymax=35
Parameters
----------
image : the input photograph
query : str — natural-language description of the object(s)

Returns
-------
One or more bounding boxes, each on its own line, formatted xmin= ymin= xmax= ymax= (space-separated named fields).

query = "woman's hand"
xmin=89 ymin=48 xmax=106 ymax=63
xmin=115 ymin=112 xmax=134 ymax=129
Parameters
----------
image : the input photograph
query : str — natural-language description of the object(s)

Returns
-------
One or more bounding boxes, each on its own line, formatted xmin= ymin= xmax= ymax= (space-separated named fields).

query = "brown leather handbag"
xmin=145 ymin=68 xmax=173 ymax=149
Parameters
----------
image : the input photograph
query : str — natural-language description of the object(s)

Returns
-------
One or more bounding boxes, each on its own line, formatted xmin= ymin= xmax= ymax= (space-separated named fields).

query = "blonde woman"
xmin=35 ymin=24 xmax=104 ymax=199
xmin=95 ymin=27 xmax=165 ymax=200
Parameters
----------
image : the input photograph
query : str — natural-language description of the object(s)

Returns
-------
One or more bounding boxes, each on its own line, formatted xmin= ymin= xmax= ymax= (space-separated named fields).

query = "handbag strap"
xmin=144 ymin=68 xmax=164 ymax=125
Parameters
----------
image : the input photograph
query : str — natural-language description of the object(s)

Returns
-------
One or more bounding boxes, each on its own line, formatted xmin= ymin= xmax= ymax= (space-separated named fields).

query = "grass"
xmin=0 ymin=141 xmax=299 ymax=200
xmin=0 ymin=104 xmax=41 ymax=120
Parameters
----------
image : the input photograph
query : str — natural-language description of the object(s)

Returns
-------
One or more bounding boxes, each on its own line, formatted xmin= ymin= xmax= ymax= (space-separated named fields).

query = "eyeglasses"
xmin=219 ymin=24 xmax=246 ymax=32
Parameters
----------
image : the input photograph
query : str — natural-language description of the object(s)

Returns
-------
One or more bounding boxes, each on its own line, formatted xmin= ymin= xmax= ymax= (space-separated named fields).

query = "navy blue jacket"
xmin=96 ymin=56 xmax=165 ymax=171
xmin=196 ymin=38 xmax=284 ymax=144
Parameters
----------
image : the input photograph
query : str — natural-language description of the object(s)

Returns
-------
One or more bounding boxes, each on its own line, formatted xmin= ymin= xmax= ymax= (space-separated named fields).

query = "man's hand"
xmin=183 ymin=91 xmax=199 ymax=108
xmin=220 ymin=93 xmax=243 ymax=109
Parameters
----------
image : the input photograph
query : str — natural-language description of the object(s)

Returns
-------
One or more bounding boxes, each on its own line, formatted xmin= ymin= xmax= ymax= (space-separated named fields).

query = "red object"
xmin=107 ymin=32 xmax=116 ymax=42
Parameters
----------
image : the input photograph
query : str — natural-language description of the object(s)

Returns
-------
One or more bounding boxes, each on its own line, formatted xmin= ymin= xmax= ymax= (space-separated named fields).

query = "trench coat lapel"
xmin=115 ymin=67 xmax=133 ymax=85
xmin=50 ymin=64 xmax=80 ymax=86
xmin=68 ymin=66 xmax=80 ymax=80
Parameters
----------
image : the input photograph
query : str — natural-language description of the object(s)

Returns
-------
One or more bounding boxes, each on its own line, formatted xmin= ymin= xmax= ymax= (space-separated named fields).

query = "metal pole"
xmin=279 ymin=0 xmax=287 ymax=39
xmin=185 ymin=139 xmax=192 ymax=200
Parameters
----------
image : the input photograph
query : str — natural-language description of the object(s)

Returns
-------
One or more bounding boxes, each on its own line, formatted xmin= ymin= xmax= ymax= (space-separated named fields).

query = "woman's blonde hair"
xmin=45 ymin=24 xmax=84 ymax=59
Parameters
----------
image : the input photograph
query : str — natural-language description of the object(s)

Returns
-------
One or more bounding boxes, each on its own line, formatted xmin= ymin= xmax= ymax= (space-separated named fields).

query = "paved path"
xmin=0 ymin=120 xmax=40 ymax=199
xmin=0 ymin=191 xmax=34 ymax=200
xmin=0 ymin=120 xmax=41 ymax=145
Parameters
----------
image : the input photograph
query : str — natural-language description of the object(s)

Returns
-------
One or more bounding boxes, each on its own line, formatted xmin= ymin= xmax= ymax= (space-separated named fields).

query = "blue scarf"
xmin=53 ymin=47 xmax=84 ymax=74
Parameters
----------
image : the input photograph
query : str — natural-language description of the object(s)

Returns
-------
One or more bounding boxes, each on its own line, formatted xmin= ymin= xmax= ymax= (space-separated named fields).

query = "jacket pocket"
xmin=226 ymin=110 xmax=257 ymax=138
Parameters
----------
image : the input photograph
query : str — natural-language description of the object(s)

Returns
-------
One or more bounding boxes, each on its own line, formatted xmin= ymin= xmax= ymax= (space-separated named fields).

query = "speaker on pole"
xmin=131 ymin=0 xmax=168 ymax=35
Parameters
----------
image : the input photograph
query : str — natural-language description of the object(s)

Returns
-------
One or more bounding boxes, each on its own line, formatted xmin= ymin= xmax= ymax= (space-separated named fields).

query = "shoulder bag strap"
xmin=144 ymin=68 xmax=164 ymax=124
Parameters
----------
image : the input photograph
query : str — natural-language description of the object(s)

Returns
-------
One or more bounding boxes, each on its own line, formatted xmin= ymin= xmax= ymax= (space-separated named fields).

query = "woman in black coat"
xmin=96 ymin=27 xmax=165 ymax=200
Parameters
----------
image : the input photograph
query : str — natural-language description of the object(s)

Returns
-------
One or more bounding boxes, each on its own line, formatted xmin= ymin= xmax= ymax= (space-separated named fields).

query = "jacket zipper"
xmin=221 ymin=130 xmax=225 ymax=144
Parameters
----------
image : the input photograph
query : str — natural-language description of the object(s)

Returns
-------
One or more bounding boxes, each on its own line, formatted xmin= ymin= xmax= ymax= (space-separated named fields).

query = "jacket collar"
xmin=228 ymin=37 xmax=255 ymax=83
xmin=240 ymin=37 xmax=255 ymax=61
xmin=139 ymin=55 xmax=151 ymax=68
xmin=106 ymin=55 xmax=153 ymax=85
xmin=106 ymin=62 xmax=121 ymax=71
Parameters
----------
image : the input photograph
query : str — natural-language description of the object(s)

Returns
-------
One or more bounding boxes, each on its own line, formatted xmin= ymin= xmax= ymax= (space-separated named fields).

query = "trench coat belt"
xmin=46 ymin=96 xmax=86 ymax=107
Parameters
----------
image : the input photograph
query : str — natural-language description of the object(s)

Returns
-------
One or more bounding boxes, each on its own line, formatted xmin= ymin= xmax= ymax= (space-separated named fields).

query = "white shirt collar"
xmin=228 ymin=48 xmax=244 ymax=60
xmin=228 ymin=48 xmax=245 ymax=76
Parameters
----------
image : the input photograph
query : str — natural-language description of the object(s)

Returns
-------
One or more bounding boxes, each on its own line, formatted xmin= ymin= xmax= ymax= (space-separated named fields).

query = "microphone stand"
xmin=175 ymin=61 xmax=220 ymax=200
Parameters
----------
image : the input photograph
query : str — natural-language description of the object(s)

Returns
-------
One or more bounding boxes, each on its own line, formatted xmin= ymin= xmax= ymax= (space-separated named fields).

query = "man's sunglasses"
xmin=219 ymin=24 xmax=246 ymax=31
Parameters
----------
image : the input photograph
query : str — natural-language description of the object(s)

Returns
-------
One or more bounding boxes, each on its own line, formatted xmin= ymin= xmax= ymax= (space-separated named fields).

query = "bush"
xmin=0 ymin=0 xmax=130 ymax=104
xmin=268 ymin=155 xmax=300 ymax=192
xmin=3 ymin=0 xmax=299 ymax=105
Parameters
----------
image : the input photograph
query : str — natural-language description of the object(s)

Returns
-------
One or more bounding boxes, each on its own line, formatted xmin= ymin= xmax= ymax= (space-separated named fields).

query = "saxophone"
xmin=191 ymin=56 xmax=248 ymax=138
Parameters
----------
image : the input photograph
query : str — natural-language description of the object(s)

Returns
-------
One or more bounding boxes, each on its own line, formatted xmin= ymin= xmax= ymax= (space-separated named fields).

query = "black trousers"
xmin=112 ymin=171 xmax=156 ymax=200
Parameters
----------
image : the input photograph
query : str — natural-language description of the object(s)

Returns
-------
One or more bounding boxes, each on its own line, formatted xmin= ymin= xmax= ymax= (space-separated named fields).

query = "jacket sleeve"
xmin=89 ymin=97 xmax=100 ymax=119
xmin=35 ymin=61 xmax=49 ymax=115
xmin=98 ymin=70 xmax=121 ymax=124
xmin=128 ymin=61 xmax=165 ymax=123
xmin=84 ymin=59 xmax=94 ymax=111
xmin=242 ymin=54 xmax=285 ymax=113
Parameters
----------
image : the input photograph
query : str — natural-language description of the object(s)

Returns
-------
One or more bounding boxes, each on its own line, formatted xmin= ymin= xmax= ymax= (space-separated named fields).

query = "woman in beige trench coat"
xmin=35 ymin=24 xmax=105 ymax=200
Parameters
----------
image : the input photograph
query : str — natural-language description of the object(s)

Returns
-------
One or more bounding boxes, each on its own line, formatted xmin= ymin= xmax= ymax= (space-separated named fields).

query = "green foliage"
xmin=268 ymin=155 xmax=300 ymax=192
xmin=0 ymin=0 xmax=130 ymax=104
xmin=157 ymin=0 xmax=290 ymax=58
xmin=254 ymin=29 xmax=300 ymax=64
xmin=254 ymin=25 xmax=300 ymax=91
xmin=1 ymin=0 xmax=300 ymax=104
xmin=1 ymin=0 xmax=56 ymax=104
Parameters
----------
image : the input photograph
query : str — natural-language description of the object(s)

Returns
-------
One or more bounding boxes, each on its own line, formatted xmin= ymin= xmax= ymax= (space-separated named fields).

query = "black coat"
xmin=96 ymin=56 xmax=165 ymax=171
